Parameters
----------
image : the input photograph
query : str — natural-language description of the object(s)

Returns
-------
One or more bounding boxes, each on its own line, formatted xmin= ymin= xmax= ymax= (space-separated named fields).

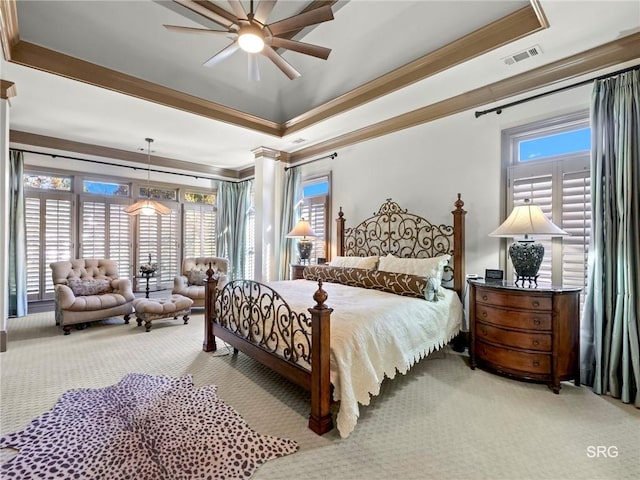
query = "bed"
xmin=203 ymin=195 xmax=467 ymax=438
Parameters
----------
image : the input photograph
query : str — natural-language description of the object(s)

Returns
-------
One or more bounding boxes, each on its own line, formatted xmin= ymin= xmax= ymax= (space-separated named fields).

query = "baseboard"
xmin=1 ymin=330 xmax=6 ymax=352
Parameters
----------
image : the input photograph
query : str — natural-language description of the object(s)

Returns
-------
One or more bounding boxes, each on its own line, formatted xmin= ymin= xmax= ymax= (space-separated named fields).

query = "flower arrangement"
xmin=139 ymin=253 xmax=158 ymax=275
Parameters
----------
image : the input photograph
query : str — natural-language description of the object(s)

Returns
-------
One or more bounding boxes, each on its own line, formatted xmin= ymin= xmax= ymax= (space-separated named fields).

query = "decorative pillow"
xmin=328 ymin=255 xmax=378 ymax=270
xmin=188 ymin=268 xmax=206 ymax=286
xmin=378 ymin=254 xmax=451 ymax=289
xmin=303 ymin=266 xmax=439 ymax=302
xmin=67 ymin=279 xmax=113 ymax=296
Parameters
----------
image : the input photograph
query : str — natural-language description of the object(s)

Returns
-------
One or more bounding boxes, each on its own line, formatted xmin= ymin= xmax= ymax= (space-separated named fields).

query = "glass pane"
xmin=303 ymin=180 xmax=329 ymax=197
xmin=24 ymin=174 xmax=72 ymax=191
xmin=184 ymin=192 xmax=216 ymax=204
xmin=518 ymin=128 xmax=590 ymax=162
xmin=140 ymin=187 xmax=177 ymax=201
xmin=83 ymin=180 xmax=129 ymax=197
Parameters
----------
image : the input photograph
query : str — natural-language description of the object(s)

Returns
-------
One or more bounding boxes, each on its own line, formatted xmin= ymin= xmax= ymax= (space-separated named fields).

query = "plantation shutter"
xmin=136 ymin=207 xmax=180 ymax=290
xmin=300 ymin=196 xmax=327 ymax=262
xmin=561 ymin=170 xmax=591 ymax=303
xmin=25 ymin=197 xmax=42 ymax=298
xmin=109 ymin=203 xmax=132 ymax=278
xmin=159 ymin=209 xmax=179 ymax=286
xmin=183 ymin=204 xmax=217 ymax=258
xmin=80 ymin=200 xmax=106 ymax=259
xmin=80 ymin=199 xmax=132 ymax=278
xmin=511 ymin=175 xmax=553 ymax=285
xmin=44 ymin=197 xmax=74 ymax=297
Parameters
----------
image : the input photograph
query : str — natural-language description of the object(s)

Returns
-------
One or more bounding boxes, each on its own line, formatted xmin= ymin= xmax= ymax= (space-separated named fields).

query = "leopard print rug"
xmin=0 ymin=373 xmax=298 ymax=479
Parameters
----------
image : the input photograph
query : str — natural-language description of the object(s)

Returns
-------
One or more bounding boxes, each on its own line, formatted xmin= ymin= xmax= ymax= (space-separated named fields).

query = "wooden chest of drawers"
xmin=469 ymin=280 xmax=581 ymax=393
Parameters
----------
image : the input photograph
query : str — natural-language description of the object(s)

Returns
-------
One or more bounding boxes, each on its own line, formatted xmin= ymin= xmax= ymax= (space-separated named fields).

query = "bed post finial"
xmin=313 ymin=280 xmax=328 ymax=309
xmin=337 ymin=207 xmax=345 ymax=257
xmin=455 ymin=193 xmax=464 ymax=211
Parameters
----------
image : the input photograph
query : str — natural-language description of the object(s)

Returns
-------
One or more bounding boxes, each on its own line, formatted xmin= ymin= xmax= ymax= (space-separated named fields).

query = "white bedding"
xmin=266 ymin=279 xmax=463 ymax=438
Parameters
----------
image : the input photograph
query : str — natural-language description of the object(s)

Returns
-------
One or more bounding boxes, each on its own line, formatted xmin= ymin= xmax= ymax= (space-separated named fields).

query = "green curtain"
xmin=583 ymin=68 xmax=639 ymax=407
xmin=216 ymin=180 xmax=251 ymax=280
xmin=9 ymin=151 xmax=28 ymax=317
xmin=277 ymin=167 xmax=301 ymax=280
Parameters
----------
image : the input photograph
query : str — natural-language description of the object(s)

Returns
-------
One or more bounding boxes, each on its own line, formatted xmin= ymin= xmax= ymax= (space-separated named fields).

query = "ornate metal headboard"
xmin=336 ymin=195 xmax=467 ymax=297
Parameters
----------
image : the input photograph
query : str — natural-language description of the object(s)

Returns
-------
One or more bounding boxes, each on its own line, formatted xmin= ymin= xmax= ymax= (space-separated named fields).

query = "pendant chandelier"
xmin=124 ymin=138 xmax=170 ymax=216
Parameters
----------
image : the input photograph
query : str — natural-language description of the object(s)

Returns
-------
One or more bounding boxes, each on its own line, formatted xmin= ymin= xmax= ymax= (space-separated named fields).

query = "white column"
xmin=252 ymin=147 xmax=282 ymax=282
xmin=0 ymin=80 xmax=16 ymax=352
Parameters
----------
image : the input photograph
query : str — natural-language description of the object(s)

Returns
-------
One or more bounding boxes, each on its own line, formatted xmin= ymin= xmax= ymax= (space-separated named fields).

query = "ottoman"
xmin=132 ymin=295 xmax=193 ymax=332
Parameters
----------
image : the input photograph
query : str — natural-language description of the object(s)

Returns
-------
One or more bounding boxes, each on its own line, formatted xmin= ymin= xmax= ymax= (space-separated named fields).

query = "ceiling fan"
xmin=164 ymin=0 xmax=334 ymax=80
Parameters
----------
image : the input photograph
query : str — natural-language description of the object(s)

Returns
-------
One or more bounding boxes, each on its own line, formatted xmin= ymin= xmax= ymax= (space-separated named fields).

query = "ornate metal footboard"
xmin=203 ymin=273 xmax=333 ymax=435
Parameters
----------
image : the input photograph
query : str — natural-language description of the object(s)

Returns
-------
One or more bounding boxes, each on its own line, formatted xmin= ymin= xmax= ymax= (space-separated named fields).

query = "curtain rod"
xmin=284 ymin=152 xmax=337 ymax=171
xmin=10 ymin=147 xmax=230 ymax=182
xmin=474 ymin=64 xmax=640 ymax=118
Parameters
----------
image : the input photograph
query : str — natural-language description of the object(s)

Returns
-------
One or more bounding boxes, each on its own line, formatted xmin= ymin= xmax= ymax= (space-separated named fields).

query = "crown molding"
xmin=0 ymin=0 xmax=18 ymax=61
xmin=1 ymin=79 xmax=16 ymax=99
xmin=287 ymin=32 xmax=640 ymax=162
xmin=9 ymin=130 xmax=242 ymax=180
xmin=282 ymin=2 xmax=547 ymax=136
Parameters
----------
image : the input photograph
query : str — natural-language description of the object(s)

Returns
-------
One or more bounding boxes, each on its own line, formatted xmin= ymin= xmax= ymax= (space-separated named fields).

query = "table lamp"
xmin=287 ymin=219 xmax=317 ymax=265
xmin=489 ymin=199 xmax=568 ymax=286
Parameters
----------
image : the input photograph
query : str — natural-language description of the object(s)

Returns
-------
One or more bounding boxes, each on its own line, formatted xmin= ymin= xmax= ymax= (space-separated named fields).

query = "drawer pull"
xmin=481 ymin=311 xmax=488 ymax=318
xmin=481 ymin=327 xmax=488 ymax=335
xmin=482 ymin=348 xmax=487 ymax=355
xmin=532 ymin=300 xmax=540 ymax=307
xmin=482 ymin=294 xmax=488 ymax=301
xmin=533 ymin=318 xmax=541 ymax=326
xmin=532 ymin=339 xmax=540 ymax=346
xmin=533 ymin=360 xmax=540 ymax=367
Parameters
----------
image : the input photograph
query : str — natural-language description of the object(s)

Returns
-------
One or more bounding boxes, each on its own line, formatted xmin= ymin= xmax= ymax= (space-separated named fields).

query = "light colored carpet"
xmin=1 ymin=312 xmax=638 ymax=480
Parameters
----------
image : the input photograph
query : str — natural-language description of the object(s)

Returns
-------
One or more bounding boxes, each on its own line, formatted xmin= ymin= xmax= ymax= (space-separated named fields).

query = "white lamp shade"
xmin=490 ymin=202 xmax=568 ymax=237
xmin=287 ymin=219 xmax=317 ymax=238
xmin=124 ymin=199 xmax=171 ymax=216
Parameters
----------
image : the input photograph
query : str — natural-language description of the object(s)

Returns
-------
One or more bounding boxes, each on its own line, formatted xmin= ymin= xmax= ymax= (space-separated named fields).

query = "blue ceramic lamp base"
xmin=509 ymin=240 xmax=544 ymax=287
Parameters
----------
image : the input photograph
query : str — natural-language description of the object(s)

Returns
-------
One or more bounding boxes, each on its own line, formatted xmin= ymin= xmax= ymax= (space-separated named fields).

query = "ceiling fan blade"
xmin=203 ymin=41 xmax=240 ymax=67
xmin=248 ymin=53 xmax=260 ymax=81
xmin=253 ymin=0 xmax=277 ymax=24
xmin=164 ymin=25 xmax=237 ymax=39
xmin=270 ymin=37 xmax=330 ymax=60
xmin=262 ymin=45 xmax=301 ymax=80
xmin=267 ymin=5 xmax=334 ymax=36
xmin=173 ymin=0 xmax=237 ymax=30
xmin=227 ymin=0 xmax=248 ymax=20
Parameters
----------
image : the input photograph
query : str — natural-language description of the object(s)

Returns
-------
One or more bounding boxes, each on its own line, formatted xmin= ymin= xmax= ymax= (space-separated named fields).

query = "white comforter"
xmin=267 ymin=280 xmax=463 ymax=438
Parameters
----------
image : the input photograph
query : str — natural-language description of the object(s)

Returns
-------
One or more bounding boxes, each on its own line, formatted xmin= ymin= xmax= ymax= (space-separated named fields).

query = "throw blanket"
xmin=0 ymin=373 xmax=297 ymax=479
xmin=269 ymin=280 xmax=463 ymax=438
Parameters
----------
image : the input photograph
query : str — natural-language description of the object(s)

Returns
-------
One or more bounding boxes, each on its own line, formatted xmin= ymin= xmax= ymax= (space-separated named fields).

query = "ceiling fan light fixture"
xmin=238 ymin=24 xmax=264 ymax=53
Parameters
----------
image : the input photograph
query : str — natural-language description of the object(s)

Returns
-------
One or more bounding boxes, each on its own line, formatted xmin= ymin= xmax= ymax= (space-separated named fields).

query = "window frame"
xmin=501 ymin=110 xmax=590 ymax=289
xmin=300 ymin=173 xmax=331 ymax=264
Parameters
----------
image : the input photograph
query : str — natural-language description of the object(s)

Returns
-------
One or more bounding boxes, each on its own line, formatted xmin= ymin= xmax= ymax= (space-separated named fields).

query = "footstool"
xmin=132 ymin=295 xmax=193 ymax=332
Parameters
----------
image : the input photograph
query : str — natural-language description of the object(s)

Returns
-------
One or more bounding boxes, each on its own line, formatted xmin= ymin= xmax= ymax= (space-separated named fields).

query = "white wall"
xmin=300 ymin=84 xmax=593 ymax=282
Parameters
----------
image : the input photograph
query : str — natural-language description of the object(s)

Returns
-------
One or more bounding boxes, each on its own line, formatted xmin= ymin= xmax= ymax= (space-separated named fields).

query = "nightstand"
xmin=289 ymin=264 xmax=306 ymax=280
xmin=468 ymin=279 xmax=581 ymax=393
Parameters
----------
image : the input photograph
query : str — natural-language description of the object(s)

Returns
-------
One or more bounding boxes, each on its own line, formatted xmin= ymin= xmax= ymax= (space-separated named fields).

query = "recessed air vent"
xmin=291 ymin=138 xmax=307 ymax=144
xmin=502 ymin=45 xmax=543 ymax=65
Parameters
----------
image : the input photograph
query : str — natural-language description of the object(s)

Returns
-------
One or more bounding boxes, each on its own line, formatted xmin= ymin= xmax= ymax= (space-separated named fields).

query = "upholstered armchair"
xmin=50 ymin=259 xmax=135 ymax=335
xmin=172 ymin=257 xmax=229 ymax=308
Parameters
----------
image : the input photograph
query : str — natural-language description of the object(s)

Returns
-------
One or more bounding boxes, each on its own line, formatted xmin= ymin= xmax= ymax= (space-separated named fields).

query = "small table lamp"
xmin=489 ymin=199 xmax=568 ymax=286
xmin=287 ymin=219 xmax=317 ymax=265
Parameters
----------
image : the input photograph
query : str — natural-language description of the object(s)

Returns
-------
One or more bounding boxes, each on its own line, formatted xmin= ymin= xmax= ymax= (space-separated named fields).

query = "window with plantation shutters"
xmin=25 ymin=192 xmax=74 ymax=300
xmin=504 ymin=112 xmax=590 ymax=301
xmin=79 ymin=197 xmax=132 ymax=278
xmin=183 ymin=204 xmax=217 ymax=258
xmin=300 ymin=175 xmax=330 ymax=264
xmin=137 ymin=208 xmax=179 ymax=290
xmin=300 ymin=196 xmax=327 ymax=262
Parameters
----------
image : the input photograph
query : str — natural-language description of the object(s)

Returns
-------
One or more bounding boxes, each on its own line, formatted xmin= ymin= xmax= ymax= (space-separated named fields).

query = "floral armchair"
xmin=50 ymin=259 xmax=135 ymax=335
xmin=172 ymin=257 xmax=229 ymax=308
